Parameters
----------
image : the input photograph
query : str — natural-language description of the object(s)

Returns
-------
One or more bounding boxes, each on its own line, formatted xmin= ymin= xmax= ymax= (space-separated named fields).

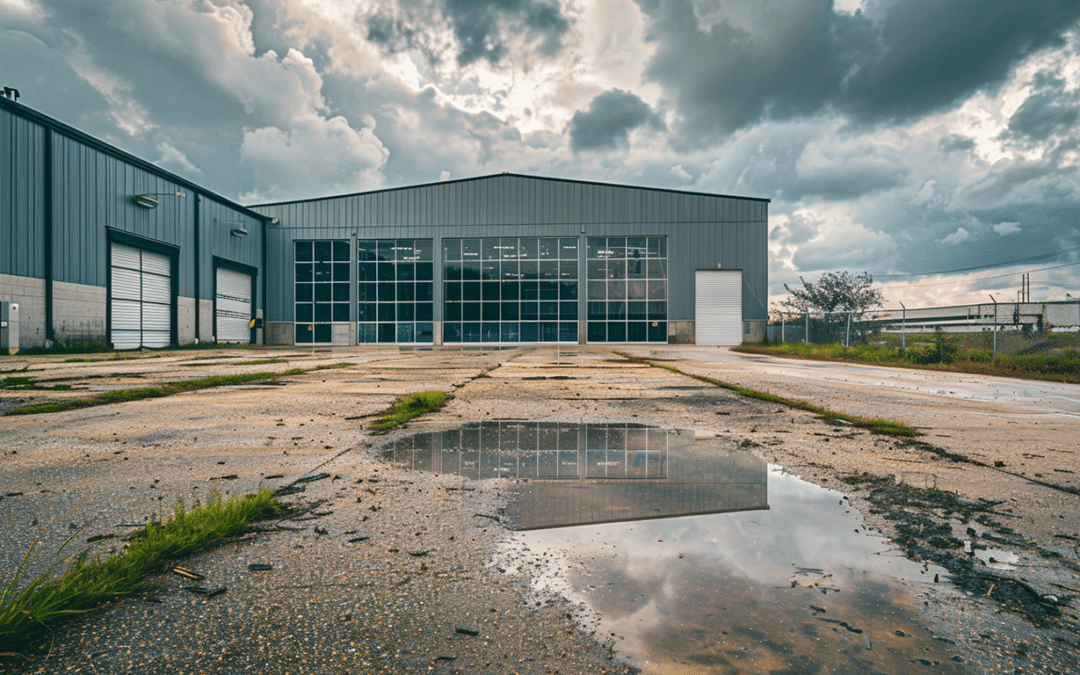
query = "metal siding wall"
xmin=252 ymin=177 xmax=769 ymax=327
xmin=202 ymin=198 xmax=262 ymax=306
xmin=1 ymin=108 xmax=45 ymax=278
xmin=51 ymin=134 xmax=196 ymax=291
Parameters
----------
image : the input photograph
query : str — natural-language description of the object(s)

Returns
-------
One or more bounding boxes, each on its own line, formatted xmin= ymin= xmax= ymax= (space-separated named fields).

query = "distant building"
xmin=2 ymin=97 xmax=768 ymax=349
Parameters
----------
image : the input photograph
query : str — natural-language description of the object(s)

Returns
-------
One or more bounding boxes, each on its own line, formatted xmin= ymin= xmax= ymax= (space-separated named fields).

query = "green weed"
xmin=372 ymin=391 xmax=447 ymax=432
xmin=616 ymin=352 xmax=918 ymax=437
xmin=734 ymin=342 xmax=1080 ymax=384
xmin=0 ymin=490 xmax=279 ymax=658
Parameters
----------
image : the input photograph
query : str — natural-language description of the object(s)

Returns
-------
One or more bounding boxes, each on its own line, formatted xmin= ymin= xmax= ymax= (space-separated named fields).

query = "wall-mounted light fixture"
xmin=215 ymin=218 xmax=250 ymax=237
xmin=133 ymin=191 xmax=187 ymax=209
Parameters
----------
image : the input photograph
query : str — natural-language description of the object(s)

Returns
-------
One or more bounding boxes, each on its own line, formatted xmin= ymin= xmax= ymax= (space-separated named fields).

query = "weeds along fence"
xmin=767 ymin=301 xmax=1080 ymax=357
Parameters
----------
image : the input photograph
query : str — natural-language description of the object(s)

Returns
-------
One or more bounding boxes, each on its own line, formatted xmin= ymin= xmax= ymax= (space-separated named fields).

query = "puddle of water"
xmin=381 ymin=423 xmax=969 ymax=674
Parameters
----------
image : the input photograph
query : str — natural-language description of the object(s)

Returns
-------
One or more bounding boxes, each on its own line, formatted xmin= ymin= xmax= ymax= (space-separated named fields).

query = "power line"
xmin=878 ymin=259 xmax=1080 ymax=289
xmin=875 ymin=245 xmax=1080 ymax=279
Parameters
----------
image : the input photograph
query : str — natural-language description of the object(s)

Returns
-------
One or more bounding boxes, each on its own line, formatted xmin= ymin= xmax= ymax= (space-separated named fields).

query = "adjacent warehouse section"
xmin=1 ymin=97 xmax=266 ymax=349
xmin=2 ymin=97 xmax=768 ymax=349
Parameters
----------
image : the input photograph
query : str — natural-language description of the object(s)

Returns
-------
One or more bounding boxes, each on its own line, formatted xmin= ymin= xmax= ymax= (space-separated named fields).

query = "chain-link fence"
xmin=767 ymin=302 xmax=1080 ymax=357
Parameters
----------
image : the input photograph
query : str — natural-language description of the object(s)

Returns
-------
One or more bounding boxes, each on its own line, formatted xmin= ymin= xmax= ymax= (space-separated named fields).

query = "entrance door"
xmin=110 ymin=243 xmax=172 ymax=349
xmin=695 ymin=270 xmax=742 ymax=345
xmin=215 ymin=267 xmax=252 ymax=342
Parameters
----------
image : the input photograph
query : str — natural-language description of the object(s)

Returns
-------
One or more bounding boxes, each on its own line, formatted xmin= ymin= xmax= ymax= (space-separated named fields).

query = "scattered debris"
xmin=455 ymin=626 xmax=479 ymax=636
xmin=171 ymin=566 xmax=205 ymax=581
xmin=247 ymin=563 xmax=273 ymax=572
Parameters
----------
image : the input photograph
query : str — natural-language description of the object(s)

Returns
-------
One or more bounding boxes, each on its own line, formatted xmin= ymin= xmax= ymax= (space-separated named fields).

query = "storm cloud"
xmin=570 ymin=89 xmax=663 ymax=151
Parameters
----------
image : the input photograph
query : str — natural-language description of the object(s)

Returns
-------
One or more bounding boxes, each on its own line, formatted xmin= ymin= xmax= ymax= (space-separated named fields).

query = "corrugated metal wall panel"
xmin=1 ymin=108 xmax=46 ymax=278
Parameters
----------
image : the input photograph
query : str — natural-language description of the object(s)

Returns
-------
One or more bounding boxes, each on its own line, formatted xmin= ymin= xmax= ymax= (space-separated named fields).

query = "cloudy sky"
xmin=4 ymin=0 xmax=1079 ymax=308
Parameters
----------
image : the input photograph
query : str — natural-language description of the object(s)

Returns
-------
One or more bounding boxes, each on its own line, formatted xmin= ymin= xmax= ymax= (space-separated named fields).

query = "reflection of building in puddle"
xmin=381 ymin=422 xmax=767 ymax=530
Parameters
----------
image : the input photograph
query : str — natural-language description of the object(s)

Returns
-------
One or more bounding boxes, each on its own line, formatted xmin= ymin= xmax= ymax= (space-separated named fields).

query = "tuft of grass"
xmin=371 ymin=391 xmax=447 ymax=433
xmin=6 ymin=372 xmax=284 ymax=416
xmin=734 ymin=342 xmax=1080 ymax=384
xmin=615 ymin=352 xmax=918 ymax=437
xmin=0 ymin=490 xmax=279 ymax=657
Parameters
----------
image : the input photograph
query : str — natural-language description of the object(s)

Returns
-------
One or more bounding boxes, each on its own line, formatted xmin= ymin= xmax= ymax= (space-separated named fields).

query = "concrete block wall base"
xmin=53 ymin=281 xmax=106 ymax=346
xmin=0 ymin=274 xmax=47 ymax=347
xmin=669 ymin=321 xmax=695 ymax=344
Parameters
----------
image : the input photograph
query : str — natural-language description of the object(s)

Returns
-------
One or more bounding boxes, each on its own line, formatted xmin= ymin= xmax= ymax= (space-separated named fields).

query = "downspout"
xmin=261 ymin=215 xmax=269 ymax=345
xmin=193 ymin=193 xmax=200 ymax=342
xmin=43 ymin=127 xmax=54 ymax=343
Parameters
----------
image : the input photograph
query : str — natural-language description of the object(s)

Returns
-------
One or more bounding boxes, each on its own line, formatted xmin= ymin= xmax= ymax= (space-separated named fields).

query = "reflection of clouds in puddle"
xmin=516 ymin=469 xmax=961 ymax=674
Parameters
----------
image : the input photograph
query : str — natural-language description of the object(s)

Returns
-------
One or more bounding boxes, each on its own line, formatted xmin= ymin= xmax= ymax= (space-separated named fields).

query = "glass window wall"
xmin=443 ymin=237 xmax=578 ymax=343
xmin=358 ymin=239 xmax=434 ymax=343
xmin=586 ymin=237 xmax=667 ymax=342
xmin=295 ymin=240 xmax=350 ymax=344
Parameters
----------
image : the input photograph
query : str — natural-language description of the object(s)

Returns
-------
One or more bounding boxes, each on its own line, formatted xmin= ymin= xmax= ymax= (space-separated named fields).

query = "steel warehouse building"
xmin=2 ymin=96 xmax=768 ymax=350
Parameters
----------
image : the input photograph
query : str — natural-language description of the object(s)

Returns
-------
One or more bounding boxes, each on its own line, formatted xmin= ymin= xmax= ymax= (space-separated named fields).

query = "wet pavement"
xmin=384 ymin=422 xmax=968 ymax=674
xmin=1 ymin=345 xmax=1078 ymax=673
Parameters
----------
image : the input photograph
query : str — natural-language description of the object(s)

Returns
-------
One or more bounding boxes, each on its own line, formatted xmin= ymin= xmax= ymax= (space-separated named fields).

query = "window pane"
xmin=445 ymin=283 xmax=461 ymax=302
xmin=377 ymin=240 xmax=394 ymax=261
xmin=587 ymin=322 xmax=606 ymax=342
xmin=586 ymin=238 xmax=603 ymax=259
xmin=358 ymin=240 xmax=377 ymax=261
xmin=463 ymin=303 xmax=481 ymax=321
xmin=587 ymin=301 xmax=606 ymax=320
xmin=358 ymin=262 xmax=376 ymax=281
xmin=445 ymin=263 xmax=462 ymax=281
xmin=378 ymin=323 xmax=396 ymax=342
xmin=416 ymin=322 xmax=434 ymax=342
xmin=295 ymin=263 xmax=313 ymax=282
xmin=501 ymin=302 xmax=519 ymax=321
xmin=414 ymin=240 xmax=433 ymax=261
xmin=398 ymin=303 xmax=415 ymax=321
xmin=416 ymin=262 xmax=433 ymax=281
xmin=521 ymin=282 xmax=539 ymax=300
xmin=378 ymin=304 xmax=395 ymax=321
xmin=359 ymin=304 xmax=376 ymax=321
xmin=314 ymin=262 xmax=332 ymax=282
xmin=560 ymin=301 xmax=578 ymax=320
xmin=378 ymin=283 xmax=395 ymax=302
xmin=444 ymin=323 xmax=462 ymax=342
xmin=416 ymin=303 xmax=433 ymax=321
xmin=333 ymin=240 xmax=350 ymax=260
xmin=648 ymin=280 xmax=667 ymax=300
xmin=334 ymin=283 xmax=350 ymax=302
xmin=482 ymin=303 xmax=499 ymax=321
xmin=333 ymin=303 xmax=349 ymax=322
xmin=500 ymin=238 xmax=520 ymax=259
xmin=560 ymin=282 xmax=578 ymax=300
xmin=501 ymin=322 xmax=520 ymax=342
xmin=501 ymin=282 xmax=519 ymax=300
xmin=315 ymin=284 xmax=331 ymax=302
xmin=539 ymin=238 xmax=559 ymax=259
xmin=296 ymin=283 xmax=313 ymax=302
xmin=358 ymin=323 xmax=376 ymax=343
xmin=417 ymin=282 xmax=433 ymax=302
xmin=520 ymin=238 xmax=539 ymax=259
xmin=397 ymin=263 xmax=415 ymax=281
xmin=520 ymin=322 xmax=539 ymax=342
xmin=559 ymin=322 xmax=577 ymax=342
xmin=397 ymin=282 xmax=415 ymax=302
xmin=560 ymin=238 xmax=578 ymax=259
xmin=483 ymin=238 xmax=500 ymax=260
xmin=295 ymin=241 xmax=313 ymax=262
xmin=462 ymin=282 xmax=481 ymax=301
xmin=315 ymin=304 xmax=332 ymax=322
xmin=649 ymin=321 xmax=667 ymax=342
xmin=482 ymin=323 xmax=500 ymax=342
xmin=627 ymin=280 xmax=647 ymax=300
xmin=314 ymin=241 xmax=332 ymax=261
xmin=357 ymin=283 xmax=375 ymax=303
xmin=521 ymin=302 xmax=539 ymax=321
xmin=462 ymin=239 xmax=480 ymax=259
xmin=444 ymin=239 xmax=461 ymax=261
xmin=397 ymin=323 xmax=415 ymax=343
xmin=607 ymin=321 xmax=625 ymax=342
xmin=314 ymin=323 xmax=332 ymax=343
xmin=587 ymin=281 xmax=606 ymax=300
xmin=296 ymin=303 xmax=313 ymax=322
xmin=445 ymin=303 xmax=461 ymax=321
xmin=482 ymin=282 xmax=500 ymax=301
xmin=627 ymin=322 xmax=647 ymax=342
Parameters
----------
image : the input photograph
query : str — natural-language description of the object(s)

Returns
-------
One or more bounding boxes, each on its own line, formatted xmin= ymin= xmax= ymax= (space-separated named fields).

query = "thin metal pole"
xmin=900 ymin=301 xmax=906 ymax=351
xmin=781 ymin=317 xmax=785 ymax=342
xmin=989 ymin=295 xmax=998 ymax=355
xmin=845 ymin=312 xmax=851 ymax=347
xmin=805 ymin=313 xmax=810 ymax=343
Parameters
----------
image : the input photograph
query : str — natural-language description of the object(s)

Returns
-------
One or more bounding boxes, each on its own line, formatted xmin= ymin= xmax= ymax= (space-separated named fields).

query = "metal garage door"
xmin=216 ymin=267 xmax=252 ymax=342
xmin=695 ymin=270 xmax=743 ymax=345
xmin=111 ymin=243 xmax=172 ymax=349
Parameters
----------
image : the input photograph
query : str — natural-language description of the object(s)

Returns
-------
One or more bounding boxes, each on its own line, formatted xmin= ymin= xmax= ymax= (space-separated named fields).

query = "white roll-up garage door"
xmin=215 ymin=267 xmax=252 ymax=342
xmin=110 ymin=243 xmax=172 ymax=349
xmin=695 ymin=270 xmax=743 ymax=346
